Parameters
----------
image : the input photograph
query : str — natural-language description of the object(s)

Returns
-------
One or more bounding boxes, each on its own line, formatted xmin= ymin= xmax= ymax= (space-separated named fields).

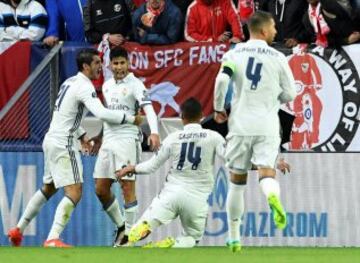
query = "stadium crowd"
xmin=0 ymin=0 xmax=360 ymax=47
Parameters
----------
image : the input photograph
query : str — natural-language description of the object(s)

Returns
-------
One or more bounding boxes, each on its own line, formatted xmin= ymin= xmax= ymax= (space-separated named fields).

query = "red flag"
xmin=0 ymin=41 xmax=31 ymax=139
xmin=123 ymin=42 xmax=230 ymax=117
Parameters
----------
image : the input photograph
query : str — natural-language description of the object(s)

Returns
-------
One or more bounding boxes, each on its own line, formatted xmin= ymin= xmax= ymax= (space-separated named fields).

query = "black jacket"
xmin=83 ymin=0 xmax=132 ymax=43
xmin=258 ymin=0 xmax=311 ymax=43
xmin=303 ymin=0 xmax=358 ymax=47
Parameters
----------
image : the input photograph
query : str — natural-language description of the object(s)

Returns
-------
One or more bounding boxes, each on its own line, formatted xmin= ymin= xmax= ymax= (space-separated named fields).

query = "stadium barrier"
xmin=1 ymin=42 xmax=360 ymax=152
xmin=0 ymin=152 xmax=359 ymax=247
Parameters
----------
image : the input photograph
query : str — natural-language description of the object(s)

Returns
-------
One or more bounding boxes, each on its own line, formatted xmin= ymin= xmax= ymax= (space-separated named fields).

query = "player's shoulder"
xmin=128 ymin=73 xmax=145 ymax=88
xmin=160 ymin=132 xmax=179 ymax=149
xmin=202 ymin=128 xmax=224 ymax=141
xmin=222 ymin=46 xmax=238 ymax=60
xmin=268 ymin=45 xmax=286 ymax=60
xmin=102 ymin=78 xmax=114 ymax=91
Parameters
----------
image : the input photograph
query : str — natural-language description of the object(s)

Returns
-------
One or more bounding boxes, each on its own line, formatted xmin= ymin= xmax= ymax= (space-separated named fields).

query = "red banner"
xmin=0 ymin=41 xmax=31 ymax=139
xmin=123 ymin=42 xmax=230 ymax=117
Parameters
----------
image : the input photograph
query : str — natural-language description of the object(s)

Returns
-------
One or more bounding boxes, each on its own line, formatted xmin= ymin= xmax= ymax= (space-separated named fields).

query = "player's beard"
xmin=91 ymin=67 xmax=101 ymax=80
xmin=114 ymin=69 xmax=128 ymax=81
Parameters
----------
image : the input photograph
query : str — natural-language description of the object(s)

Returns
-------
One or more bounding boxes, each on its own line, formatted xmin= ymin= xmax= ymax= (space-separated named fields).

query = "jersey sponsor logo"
xmin=108 ymin=103 xmax=130 ymax=111
xmin=148 ymin=82 xmax=181 ymax=117
xmin=284 ymin=47 xmax=360 ymax=151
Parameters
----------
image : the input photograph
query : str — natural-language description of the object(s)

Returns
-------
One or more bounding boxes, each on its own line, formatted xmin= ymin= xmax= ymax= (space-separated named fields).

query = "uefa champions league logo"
xmin=205 ymin=167 xmax=228 ymax=236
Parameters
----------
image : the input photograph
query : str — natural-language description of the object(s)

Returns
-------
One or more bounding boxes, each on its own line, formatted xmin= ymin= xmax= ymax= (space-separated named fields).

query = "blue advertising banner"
xmin=1 ymin=152 xmax=358 ymax=247
xmin=0 ymin=152 xmax=119 ymax=246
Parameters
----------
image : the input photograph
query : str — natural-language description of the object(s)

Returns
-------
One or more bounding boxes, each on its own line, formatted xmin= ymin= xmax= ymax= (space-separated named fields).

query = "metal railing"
xmin=0 ymin=42 xmax=63 ymax=151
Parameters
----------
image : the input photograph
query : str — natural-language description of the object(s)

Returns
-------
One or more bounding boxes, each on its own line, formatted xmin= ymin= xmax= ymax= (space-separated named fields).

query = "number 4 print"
xmin=246 ymin=57 xmax=263 ymax=90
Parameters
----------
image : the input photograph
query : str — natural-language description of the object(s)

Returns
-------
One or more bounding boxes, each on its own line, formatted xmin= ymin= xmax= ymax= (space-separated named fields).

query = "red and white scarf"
xmin=141 ymin=0 xmax=165 ymax=27
xmin=308 ymin=3 xmax=330 ymax=47
xmin=238 ymin=0 xmax=254 ymax=22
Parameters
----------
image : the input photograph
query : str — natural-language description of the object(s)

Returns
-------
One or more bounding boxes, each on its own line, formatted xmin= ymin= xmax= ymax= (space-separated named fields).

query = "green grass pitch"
xmin=0 ymin=247 xmax=359 ymax=263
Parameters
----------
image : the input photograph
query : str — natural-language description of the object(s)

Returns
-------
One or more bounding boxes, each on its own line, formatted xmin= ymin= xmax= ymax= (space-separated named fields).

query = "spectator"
xmin=303 ymin=0 xmax=360 ymax=47
xmin=172 ymin=0 xmax=194 ymax=17
xmin=184 ymin=0 xmax=243 ymax=43
xmin=124 ymin=0 xmax=147 ymax=13
xmin=0 ymin=0 xmax=48 ymax=41
xmin=43 ymin=0 xmax=86 ymax=47
xmin=132 ymin=0 xmax=183 ymax=45
xmin=237 ymin=0 xmax=255 ymax=40
xmin=131 ymin=0 xmax=147 ymax=7
xmin=172 ymin=0 xmax=194 ymax=40
xmin=238 ymin=0 xmax=255 ymax=22
xmin=351 ymin=0 xmax=360 ymax=30
xmin=83 ymin=0 xmax=132 ymax=45
xmin=258 ymin=0 xmax=310 ymax=47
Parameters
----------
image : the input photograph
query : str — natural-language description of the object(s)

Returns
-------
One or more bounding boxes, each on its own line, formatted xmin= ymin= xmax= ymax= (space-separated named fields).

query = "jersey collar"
xmin=183 ymin=123 xmax=202 ymax=130
xmin=115 ymin=72 xmax=134 ymax=84
xmin=247 ymin=39 xmax=268 ymax=46
xmin=78 ymin=72 xmax=93 ymax=84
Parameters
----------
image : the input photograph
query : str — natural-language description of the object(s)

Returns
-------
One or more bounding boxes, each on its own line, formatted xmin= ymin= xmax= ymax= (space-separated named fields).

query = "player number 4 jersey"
xmin=221 ymin=39 xmax=296 ymax=136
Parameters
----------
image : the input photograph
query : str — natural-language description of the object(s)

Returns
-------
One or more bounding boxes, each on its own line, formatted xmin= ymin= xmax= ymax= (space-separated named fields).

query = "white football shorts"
xmin=139 ymin=186 xmax=209 ymax=240
xmin=43 ymin=137 xmax=83 ymax=189
xmin=225 ymin=135 xmax=281 ymax=174
xmin=93 ymin=138 xmax=141 ymax=181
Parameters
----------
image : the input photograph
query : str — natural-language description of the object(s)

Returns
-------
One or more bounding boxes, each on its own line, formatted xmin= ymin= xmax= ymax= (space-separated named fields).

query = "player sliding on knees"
xmin=115 ymin=98 xmax=226 ymax=248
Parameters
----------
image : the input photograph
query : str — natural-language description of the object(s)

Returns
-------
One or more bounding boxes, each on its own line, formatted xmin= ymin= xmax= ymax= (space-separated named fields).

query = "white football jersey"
xmin=102 ymin=73 xmax=152 ymax=140
xmin=46 ymin=72 xmax=131 ymax=147
xmin=215 ymin=39 xmax=296 ymax=136
xmin=135 ymin=123 xmax=225 ymax=196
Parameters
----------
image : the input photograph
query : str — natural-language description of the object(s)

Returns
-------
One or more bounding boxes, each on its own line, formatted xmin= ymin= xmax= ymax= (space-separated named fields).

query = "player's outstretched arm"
xmin=85 ymin=97 xmax=136 ymax=124
xmin=143 ymin=104 xmax=160 ymax=151
xmin=276 ymin=158 xmax=291 ymax=174
xmin=115 ymin=165 xmax=136 ymax=181
xmin=214 ymin=59 xmax=234 ymax=123
xmin=88 ymin=128 xmax=103 ymax=155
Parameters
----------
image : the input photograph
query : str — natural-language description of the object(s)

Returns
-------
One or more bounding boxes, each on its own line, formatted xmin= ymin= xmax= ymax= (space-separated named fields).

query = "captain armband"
xmin=221 ymin=61 xmax=235 ymax=78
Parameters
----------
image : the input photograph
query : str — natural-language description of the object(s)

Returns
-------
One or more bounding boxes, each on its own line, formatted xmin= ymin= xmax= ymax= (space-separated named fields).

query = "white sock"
xmin=124 ymin=201 xmax=138 ymax=235
xmin=259 ymin=177 xmax=280 ymax=198
xmin=173 ymin=235 xmax=196 ymax=248
xmin=17 ymin=190 xmax=47 ymax=233
xmin=105 ymin=198 xmax=124 ymax=228
xmin=226 ymin=182 xmax=246 ymax=241
xmin=47 ymin=196 xmax=75 ymax=240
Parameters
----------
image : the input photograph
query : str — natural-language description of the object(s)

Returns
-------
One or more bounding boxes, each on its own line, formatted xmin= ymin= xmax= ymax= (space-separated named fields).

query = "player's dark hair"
xmin=76 ymin=48 xmax=99 ymax=71
xmin=248 ymin=11 xmax=274 ymax=34
xmin=110 ymin=46 xmax=128 ymax=61
xmin=180 ymin=97 xmax=202 ymax=121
